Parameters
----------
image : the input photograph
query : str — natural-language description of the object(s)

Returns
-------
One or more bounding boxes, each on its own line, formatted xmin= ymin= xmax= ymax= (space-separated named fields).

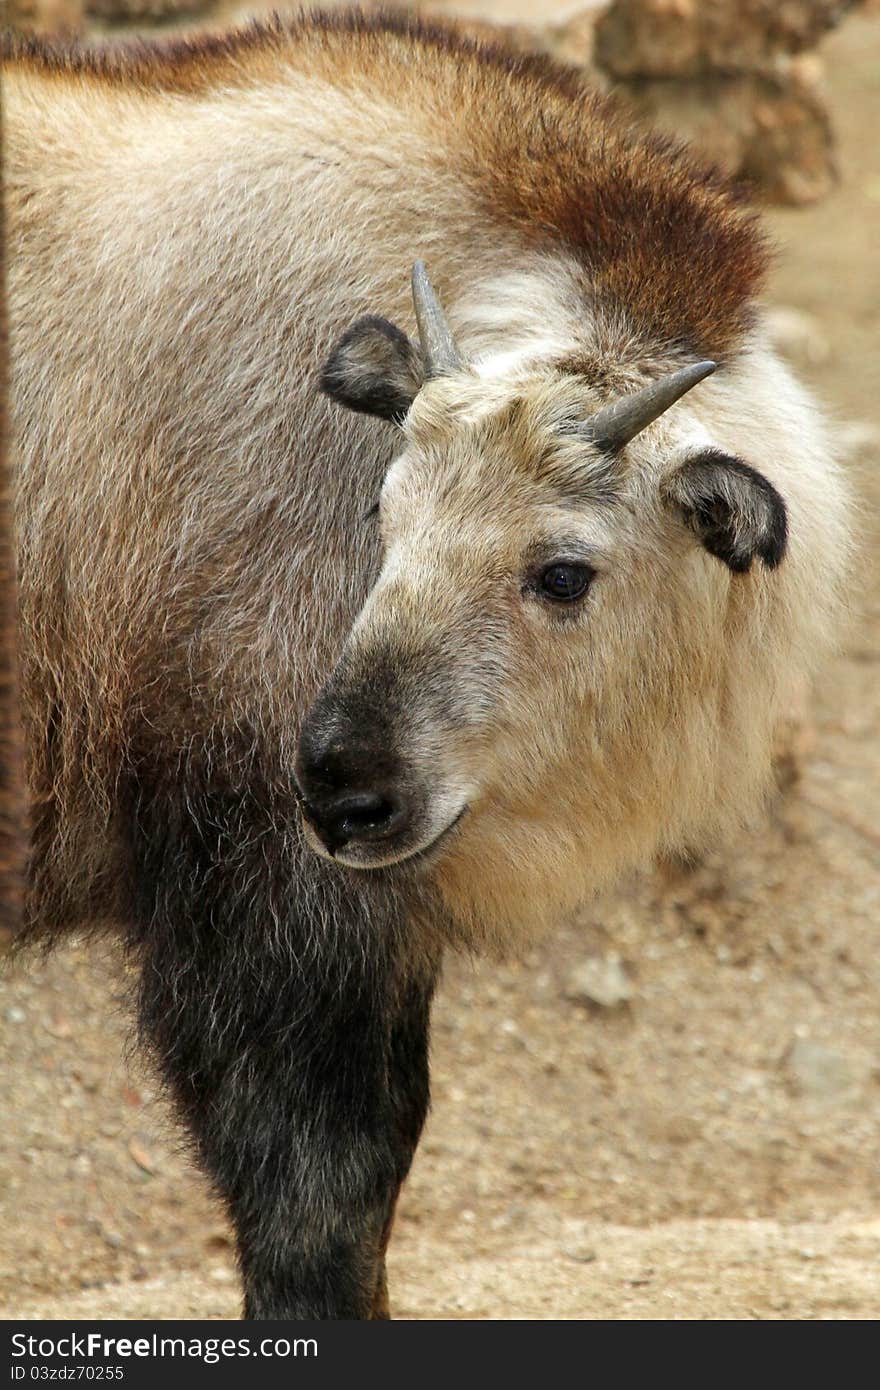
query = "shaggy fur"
xmin=0 ymin=93 xmax=26 ymax=938
xmin=3 ymin=10 xmax=851 ymax=1318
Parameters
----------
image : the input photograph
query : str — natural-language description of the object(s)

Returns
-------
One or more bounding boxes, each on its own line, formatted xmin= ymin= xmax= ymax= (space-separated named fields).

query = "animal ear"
xmin=319 ymin=315 xmax=425 ymax=422
xmin=661 ymin=448 xmax=788 ymax=573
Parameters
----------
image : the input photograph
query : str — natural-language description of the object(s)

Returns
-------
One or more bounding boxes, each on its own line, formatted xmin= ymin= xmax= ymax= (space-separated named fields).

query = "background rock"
xmin=592 ymin=0 xmax=859 ymax=203
xmin=564 ymin=954 xmax=634 ymax=1010
xmin=594 ymin=0 xmax=862 ymax=79
xmin=783 ymin=1039 xmax=862 ymax=1103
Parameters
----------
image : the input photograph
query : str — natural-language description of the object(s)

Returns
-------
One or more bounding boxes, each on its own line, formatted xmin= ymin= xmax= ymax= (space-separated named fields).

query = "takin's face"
xmin=295 ymin=272 xmax=788 ymax=913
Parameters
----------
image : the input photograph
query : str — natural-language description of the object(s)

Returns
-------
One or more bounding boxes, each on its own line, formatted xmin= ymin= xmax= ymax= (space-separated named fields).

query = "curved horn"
xmin=411 ymin=260 xmax=463 ymax=377
xmin=584 ymin=360 xmax=717 ymax=451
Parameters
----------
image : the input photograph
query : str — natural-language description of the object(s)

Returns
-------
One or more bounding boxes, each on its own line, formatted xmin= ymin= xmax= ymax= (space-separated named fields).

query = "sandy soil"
xmin=1 ymin=11 xmax=878 ymax=1322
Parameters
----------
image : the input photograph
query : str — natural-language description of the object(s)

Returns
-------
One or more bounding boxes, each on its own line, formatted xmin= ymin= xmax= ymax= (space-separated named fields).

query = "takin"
xmin=2 ymin=11 xmax=851 ymax=1318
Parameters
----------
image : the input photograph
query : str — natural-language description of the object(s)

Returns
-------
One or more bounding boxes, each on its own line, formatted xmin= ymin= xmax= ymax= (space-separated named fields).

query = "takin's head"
xmin=295 ymin=262 xmax=840 ymax=944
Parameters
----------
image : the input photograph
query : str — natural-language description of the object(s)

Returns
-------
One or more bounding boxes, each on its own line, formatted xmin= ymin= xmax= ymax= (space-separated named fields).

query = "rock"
xmin=44 ymin=1011 xmax=73 ymax=1039
xmin=595 ymin=0 xmax=861 ymax=80
xmin=563 ymin=1241 xmax=598 ymax=1263
xmin=592 ymin=0 xmax=853 ymax=204
xmin=783 ymin=1039 xmax=858 ymax=1102
xmin=540 ymin=8 xmax=603 ymax=69
xmin=564 ymin=954 xmax=633 ymax=1009
xmin=88 ymin=0 xmax=211 ymax=18
xmin=6 ymin=0 xmax=210 ymax=30
xmin=127 ymin=1135 xmax=159 ymax=1175
xmin=613 ymin=65 xmax=837 ymax=205
xmin=205 ymin=1230 xmax=233 ymax=1252
xmin=4 ymin=0 xmax=84 ymax=34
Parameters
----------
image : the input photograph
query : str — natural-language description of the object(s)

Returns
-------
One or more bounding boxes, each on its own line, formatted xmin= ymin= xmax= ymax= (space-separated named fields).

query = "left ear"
xmin=661 ymin=448 xmax=788 ymax=573
xmin=319 ymin=315 xmax=425 ymax=422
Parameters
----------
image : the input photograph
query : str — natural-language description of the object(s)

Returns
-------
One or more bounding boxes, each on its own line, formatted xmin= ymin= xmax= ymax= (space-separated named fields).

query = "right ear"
xmin=319 ymin=315 xmax=425 ymax=422
xmin=661 ymin=448 xmax=788 ymax=573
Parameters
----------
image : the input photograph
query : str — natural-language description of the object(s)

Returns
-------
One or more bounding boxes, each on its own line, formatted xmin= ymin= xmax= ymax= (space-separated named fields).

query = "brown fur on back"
xmin=2 ymin=9 xmax=767 ymax=365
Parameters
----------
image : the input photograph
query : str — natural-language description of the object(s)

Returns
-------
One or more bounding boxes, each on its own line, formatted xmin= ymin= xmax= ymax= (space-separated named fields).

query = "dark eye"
xmin=539 ymin=562 xmax=594 ymax=602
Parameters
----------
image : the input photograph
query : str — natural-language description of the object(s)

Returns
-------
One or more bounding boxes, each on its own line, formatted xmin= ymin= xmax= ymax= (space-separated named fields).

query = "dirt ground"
xmin=1 ymin=11 xmax=879 ymax=1322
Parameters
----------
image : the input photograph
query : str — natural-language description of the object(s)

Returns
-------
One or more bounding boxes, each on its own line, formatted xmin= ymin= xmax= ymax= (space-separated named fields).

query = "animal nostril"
xmin=337 ymin=793 xmax=397 ymax=837
xmin=295 ymin=719 xmax=410 ymax=852
xmin=305 ymin=788 xmax=408 ymax=852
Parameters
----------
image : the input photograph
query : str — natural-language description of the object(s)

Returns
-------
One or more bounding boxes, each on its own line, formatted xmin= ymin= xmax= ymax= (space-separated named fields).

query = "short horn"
xmin=584 ymin=360 xmax=717 ymax=451
xmin=411 ymin=260 xmax=463 ymax=377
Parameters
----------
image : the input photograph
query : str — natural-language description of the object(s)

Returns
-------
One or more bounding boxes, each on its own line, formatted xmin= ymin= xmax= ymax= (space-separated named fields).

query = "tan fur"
xmin=2 ymin=13 xmax=851 ymax=948
xmin=0 ymin=91 xmax=27 ymax=937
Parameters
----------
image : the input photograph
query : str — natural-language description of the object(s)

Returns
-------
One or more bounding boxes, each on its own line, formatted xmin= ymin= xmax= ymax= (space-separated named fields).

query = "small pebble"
xmin=564 ymin=955 xmax=633 ymax=1010
xmin=783 ymin=1039 xmax=858 ymax=1103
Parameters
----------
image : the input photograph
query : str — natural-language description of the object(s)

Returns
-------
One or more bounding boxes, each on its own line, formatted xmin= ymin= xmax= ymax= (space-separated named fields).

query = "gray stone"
xmin=564 ymin=954 xmax=633 ymax=1009
xmin=784 ymin=1039 xmax=858 ymax=1102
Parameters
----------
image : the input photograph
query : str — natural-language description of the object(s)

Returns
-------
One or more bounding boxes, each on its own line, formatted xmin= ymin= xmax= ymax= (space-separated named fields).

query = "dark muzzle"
xmin=295 ymin=691 xmax=415 ymax=857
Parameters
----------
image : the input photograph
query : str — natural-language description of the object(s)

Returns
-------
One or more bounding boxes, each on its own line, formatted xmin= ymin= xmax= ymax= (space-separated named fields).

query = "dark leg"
xmin=370 ymin=1201 xmax=396 ymax=1321
xmin=125 ymin=756 xmax=437 ymax=1320
xmin=370 ymin=975 xmax=435 ymax=1319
